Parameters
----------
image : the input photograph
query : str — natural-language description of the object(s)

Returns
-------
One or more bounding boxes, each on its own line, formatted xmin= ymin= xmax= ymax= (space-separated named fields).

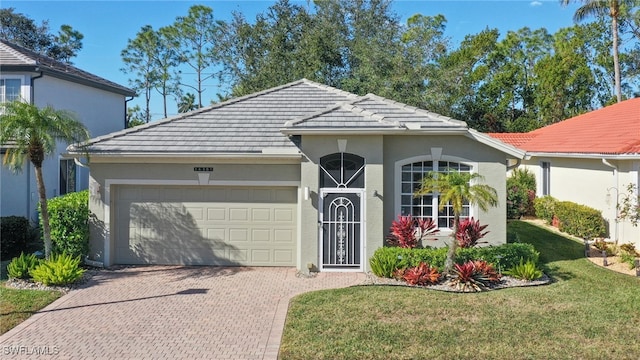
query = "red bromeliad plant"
xmin=402 ymin=262 xmax=441 ymax=286
xmin=455 ymin=217 xmax=489 ymax=248
xmin=386 ymin=215 xmax=439 ymax=248
xmin=451 ymin=260 xmax=501 ymax=292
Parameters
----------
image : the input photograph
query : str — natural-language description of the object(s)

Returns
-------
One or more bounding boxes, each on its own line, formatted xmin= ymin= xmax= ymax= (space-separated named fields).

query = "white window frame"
xmin=394 ymin=152 xmax=478 ymax=232
xmin=540 ymin=161 xmax=551 ymax=196
xmin=0 ymin=75 xmax=29 ymax=103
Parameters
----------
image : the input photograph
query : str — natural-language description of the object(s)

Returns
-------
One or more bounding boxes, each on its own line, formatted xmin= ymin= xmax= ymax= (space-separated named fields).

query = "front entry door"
xmin=319 ymin=189 xmax=364 ymax=271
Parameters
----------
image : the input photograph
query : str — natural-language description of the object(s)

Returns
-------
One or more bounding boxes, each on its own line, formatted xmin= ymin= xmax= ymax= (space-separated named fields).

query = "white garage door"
xmin=114 ymin=185 xmax=297 ymax=266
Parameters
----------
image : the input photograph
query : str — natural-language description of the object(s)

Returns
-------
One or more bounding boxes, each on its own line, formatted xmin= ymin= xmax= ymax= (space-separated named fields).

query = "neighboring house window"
xmin=541 ymin=161 xmax=551 ymax=196
xmin=59 ymin=159 xmax=76 ymax=195
xmin=0 ymin=78 xmax=22 ymax=103
xmin=400 ymin=160 xmax=471 ymax=229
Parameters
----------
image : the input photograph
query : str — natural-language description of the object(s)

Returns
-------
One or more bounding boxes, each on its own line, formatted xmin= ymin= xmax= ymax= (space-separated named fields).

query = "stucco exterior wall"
xmin=298 ymin=136 xmax=384 ymax=272
xmin=519 ymin=157 xmax=640 ymax=247
xmin=383 ymin=135 xmax=509 ymax=248
xmin=1 ymin=74 xmax=126 ymax=219
xmin=87 ymin=161 xmax=301 ymax=264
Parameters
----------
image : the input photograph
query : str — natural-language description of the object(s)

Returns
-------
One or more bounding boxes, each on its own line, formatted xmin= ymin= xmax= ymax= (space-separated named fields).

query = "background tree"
xmin=121 ymin=25 xmax=160 ymax=123
xmin=177 ymin=93 xmax=197 ymax=113
xmin=562 ymin=0 xmax=636 ymax=103
xmin=164 ymin=5 xmax=220 ymax=108
xmin=0 ymin=7 xmax=83 ymax=62
xmin=0 ymin=101 xmax=89 ymax=259
xmin=415 ymin=171 xmax=498 ymax=274
xmin=126 ymin=105 xmax=147 ymax=128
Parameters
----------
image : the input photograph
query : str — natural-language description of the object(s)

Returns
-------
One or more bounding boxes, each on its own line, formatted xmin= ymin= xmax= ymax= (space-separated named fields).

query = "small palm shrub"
xmin=386 ymin=215 xmax=438 ymax=248
xmin=504 ymin=258 xmax=543 ymax=280
xmin=450 ymin=260 xmax=501 ymax=292
xmin=401 ymin=262 xmax=441 ymax=286
xmin=456 ymin=217 xmax=489 ymax=248
xmin=30 ymin=253 xmax=85 ymax=286
xmin=7 ymin=252 xmax=40 ymax=279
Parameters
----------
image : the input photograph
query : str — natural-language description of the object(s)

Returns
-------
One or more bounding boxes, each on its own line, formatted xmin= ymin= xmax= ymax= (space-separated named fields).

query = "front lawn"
xmin=0 ymin=260 xmax=62 ymax=335
xmin=280 ymin=220 xmax=640 ymax=360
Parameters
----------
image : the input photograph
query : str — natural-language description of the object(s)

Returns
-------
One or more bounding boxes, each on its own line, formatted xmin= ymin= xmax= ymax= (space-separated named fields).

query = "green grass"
xmin=0 ymin=259 xmax=62 ymax=335
xmin=280 ymin=221 xmax=640 ymax=360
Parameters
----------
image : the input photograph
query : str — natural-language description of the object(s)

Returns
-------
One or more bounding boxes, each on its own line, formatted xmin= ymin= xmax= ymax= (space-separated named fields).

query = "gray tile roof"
xmin=0 ymin=40 xmax=134 ymax=96
xmin=73 ymin=79 xmax=471 ymax=156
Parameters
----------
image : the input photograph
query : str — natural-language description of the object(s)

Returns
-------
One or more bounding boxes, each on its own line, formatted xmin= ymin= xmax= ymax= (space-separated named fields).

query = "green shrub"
xmin=42 ymin=190 xmax=90 ymax=259
xmin=1 ymin=216 xmax=32 ymax=260
xmin=29 ymin=252 xmax=85 ymax=286
xmin=554 ymin=201 xmax=607 ymax=239
xmin=504 ymin=258 xmax=543 ymax=280
xmin=7 ymin=252 xmax=40 ymax=279
xmin=369 ymin=243 xmax=539 ymax=277
xmin=534 ymin=196 xmax=558 ymax=223
xmin=620 ymin=252 xmax=638 ymax=270
xmin=507 ymin=169 xmax=537 ymax=219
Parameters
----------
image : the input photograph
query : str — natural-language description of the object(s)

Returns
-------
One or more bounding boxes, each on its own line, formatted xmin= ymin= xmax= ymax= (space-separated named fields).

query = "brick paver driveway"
xmin=0 ymin=266 xmax=366 ymax=359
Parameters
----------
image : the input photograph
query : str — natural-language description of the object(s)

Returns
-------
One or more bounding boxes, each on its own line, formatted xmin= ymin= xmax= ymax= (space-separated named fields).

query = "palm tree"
xmin=415 ymin=170 xmax=498 ymax=274
xmin=562 ymin=0 xmax=635 ymax=103
xmin=0 ymin=101 xmax=89 ymax=259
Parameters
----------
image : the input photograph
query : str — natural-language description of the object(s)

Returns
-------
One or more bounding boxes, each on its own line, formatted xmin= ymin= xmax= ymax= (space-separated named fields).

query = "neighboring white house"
xmin=68 ymin=79 xmax=525 ymax=272
xmin=490 ymin=98 xmax=640 ymax=248
xmin=0 ymin=39 xmax=135 ymax=221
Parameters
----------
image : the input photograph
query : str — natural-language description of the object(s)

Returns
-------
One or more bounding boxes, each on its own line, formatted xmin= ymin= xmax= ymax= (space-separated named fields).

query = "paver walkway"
xmin=0 ymin=266 xmax=366 ymax=359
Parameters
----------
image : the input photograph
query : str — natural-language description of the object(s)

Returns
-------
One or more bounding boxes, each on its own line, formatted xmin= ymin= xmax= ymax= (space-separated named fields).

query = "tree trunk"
xmin=444 ymin=215 xmax=460 ymax=275
xmin=612 ymin=16 xmax=622 ymax=103
xmin=34 ymin=165 xmax=52 ymax=259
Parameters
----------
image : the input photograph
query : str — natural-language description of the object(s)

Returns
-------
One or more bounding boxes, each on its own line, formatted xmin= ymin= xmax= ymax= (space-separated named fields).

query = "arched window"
xmin=320 ymin=153 xmax=365 ymax=188
xmin=400 ymin=160 xmax=471 ymax=229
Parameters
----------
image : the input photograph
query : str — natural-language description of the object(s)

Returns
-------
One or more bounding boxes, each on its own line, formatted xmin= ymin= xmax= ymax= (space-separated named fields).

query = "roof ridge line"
xmin=301 ymin=78 xmax=360 ymax=100
xmin=364 ymin=93 xmax=467 ymax=127
xmin=349 ymin=97 xmax=401 ymax=127
xmin=75 ymin=81 xmax=309 ymax=149
xmin=283 ymin=98 xmax=360 ymax=127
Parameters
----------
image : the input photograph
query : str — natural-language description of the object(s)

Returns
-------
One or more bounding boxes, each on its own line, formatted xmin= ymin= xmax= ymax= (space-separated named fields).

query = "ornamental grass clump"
xmin=7 ymin=252 xmax=40 ymax=279
xmin=504 ymin=258 xmax=543 ymax=281
xmin=30 ymin=252 xmax=85 ymax=286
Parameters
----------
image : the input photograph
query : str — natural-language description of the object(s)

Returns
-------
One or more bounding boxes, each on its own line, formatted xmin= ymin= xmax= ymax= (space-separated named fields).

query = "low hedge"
xmin=554 ymin=201 xmax=607 ymax=239
xmin=534 ymin=196 xmax=606 ymax=239
xmin=369 ymin=243 xmax=539 ymax=278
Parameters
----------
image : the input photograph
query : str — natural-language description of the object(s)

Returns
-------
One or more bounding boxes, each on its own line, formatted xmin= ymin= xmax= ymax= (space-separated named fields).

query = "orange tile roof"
xmin=488 ymin=98 xmax=640 ymax=155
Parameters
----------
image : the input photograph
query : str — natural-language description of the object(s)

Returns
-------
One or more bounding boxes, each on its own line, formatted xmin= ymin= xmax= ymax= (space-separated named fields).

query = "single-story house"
xmin=0 ymin=39 xmax=134 ymax=221
xmin=69 ymin=79 xmax=524 ymax=272
xmin=490 ymin=98 xmax=640 ymax=248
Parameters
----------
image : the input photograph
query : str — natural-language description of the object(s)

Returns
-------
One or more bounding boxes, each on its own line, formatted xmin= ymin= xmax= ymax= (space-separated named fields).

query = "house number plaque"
xmin=193 ymin=167 xmax=213 ymax=172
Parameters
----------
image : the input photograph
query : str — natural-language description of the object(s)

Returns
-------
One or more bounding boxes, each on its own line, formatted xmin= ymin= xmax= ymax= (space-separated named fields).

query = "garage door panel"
xmin=115 ymin=186 xmax=297 ymax=266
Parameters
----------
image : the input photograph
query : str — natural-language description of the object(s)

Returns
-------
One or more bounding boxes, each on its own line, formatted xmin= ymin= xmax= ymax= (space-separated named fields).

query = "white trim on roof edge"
xmin=466 ymin=129 xmax=525 ymax=159
xmin=524 ymin=152 xmax=640 ymax=160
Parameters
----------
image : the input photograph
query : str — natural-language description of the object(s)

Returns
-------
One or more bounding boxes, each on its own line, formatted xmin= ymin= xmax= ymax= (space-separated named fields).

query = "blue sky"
xmin=4 ymin=0 xmax=581 ymax=120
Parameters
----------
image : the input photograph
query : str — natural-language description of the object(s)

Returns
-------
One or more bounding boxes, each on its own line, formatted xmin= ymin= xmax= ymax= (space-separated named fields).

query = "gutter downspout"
xmin=124 ymin=96 xmax=134 ymax=129
xmin=507 ymin=158 xmax=521 ymax=171
xmin=602 ymin=158 xmax=619 ymax=244
xmin=27 ymin=69 xmax=44 ymax=222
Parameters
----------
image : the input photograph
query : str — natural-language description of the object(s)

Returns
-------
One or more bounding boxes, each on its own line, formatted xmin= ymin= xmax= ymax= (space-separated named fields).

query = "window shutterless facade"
xmin=399 ymin=160 xmax=471 ymax=229
xmin=0 ymin=78 xmax=22 ymax=103
xmin=541 ymin=161 xmax=551 ymax=196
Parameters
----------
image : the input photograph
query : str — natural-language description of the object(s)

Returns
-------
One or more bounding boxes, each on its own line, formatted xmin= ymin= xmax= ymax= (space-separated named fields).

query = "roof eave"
xmin=466 ymin=129 xmax=526 ymax=159
xmin=0 ymin=64 xmax=135 ymax=96
xmin=280 ymin=127 xmax=468 ymax=135
xmin=524 ymin=151 xmax=640 ymax=160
